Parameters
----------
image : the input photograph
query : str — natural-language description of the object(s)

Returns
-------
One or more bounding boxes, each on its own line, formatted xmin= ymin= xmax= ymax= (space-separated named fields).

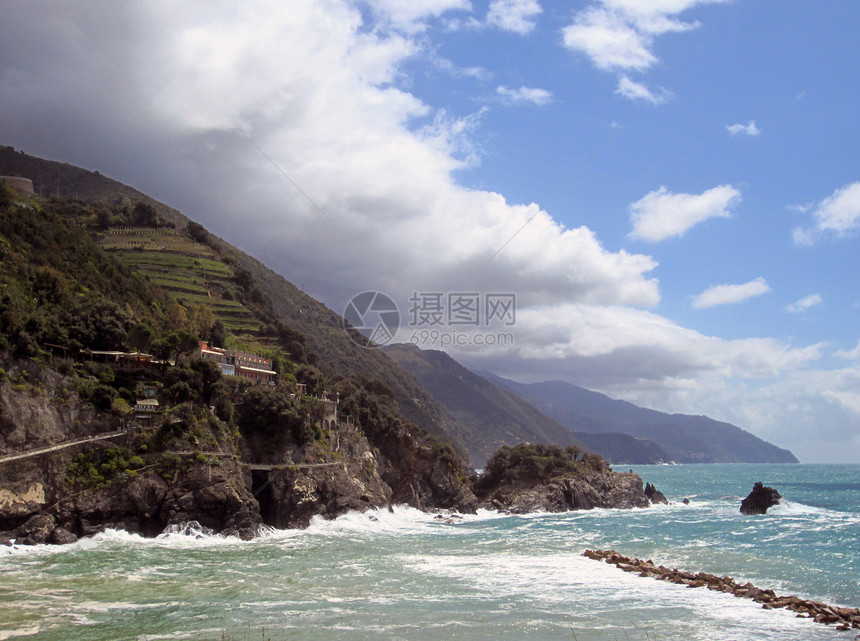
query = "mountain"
xmin=0 ymin=145 xmax=473 ymax=460
xmin=484 ymin=373 xmax=798 ymax=464
xmin=383 ymin=344 xmax=586 ymax=467
xmin=385 ymin=345 xmax=672 ymax=465
xmin=0 ymin=149 xmax=481 ymax=544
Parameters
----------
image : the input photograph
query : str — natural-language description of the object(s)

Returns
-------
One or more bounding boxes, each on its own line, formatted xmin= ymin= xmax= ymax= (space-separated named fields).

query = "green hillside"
xmin=98 ymin=226 xmax=262 ymax=338
xmin=0 ymin=145 xmax=474 ymax=461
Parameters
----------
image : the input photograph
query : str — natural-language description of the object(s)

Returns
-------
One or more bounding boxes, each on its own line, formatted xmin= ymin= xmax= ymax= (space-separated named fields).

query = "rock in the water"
xmin=49 ymin=527 xmax=78 ymax=545
xmin=472 ymin=444 xmax=651 ymax=513
xmin=644 ymin=482 xmax=668 ymax=505
xmin=740 ymin=482 xmax=782 ymax=515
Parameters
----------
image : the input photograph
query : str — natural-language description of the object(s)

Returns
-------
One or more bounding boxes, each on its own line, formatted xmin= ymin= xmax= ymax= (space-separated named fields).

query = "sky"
xmin=1 ymin=1 xmax=859 ymax=462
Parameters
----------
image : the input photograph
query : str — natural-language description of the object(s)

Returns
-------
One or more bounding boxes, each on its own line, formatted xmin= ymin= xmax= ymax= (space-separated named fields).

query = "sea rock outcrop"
xmin=644 ymin=482 xmax=668 ymax=505
xmin=473 ymin=444 xmax=650 ymax=513
xmin=739 ymin=481 xmax=782 ymax=515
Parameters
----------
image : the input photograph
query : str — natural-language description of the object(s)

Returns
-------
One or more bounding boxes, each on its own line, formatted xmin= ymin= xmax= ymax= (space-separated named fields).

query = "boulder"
xmin=17 ymin=513 xmax=56 ymax=545
xmin=740 ymin=482 xmax=782 ymax=515
xmin=49 ymin=527 xmax=78 ymax=545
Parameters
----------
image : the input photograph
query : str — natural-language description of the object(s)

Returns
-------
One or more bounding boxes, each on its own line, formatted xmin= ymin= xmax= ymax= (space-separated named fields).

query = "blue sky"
xmin=1 ymin=1 xmax=859 ymax=461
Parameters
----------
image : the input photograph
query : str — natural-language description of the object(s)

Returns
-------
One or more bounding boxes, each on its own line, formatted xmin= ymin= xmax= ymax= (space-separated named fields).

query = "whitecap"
xmin=0 ymin=625 xmax=41 ymax=640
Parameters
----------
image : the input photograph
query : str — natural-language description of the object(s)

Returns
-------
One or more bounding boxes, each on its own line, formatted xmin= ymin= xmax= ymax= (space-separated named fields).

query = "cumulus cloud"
xmin=561 ymin=0 xmax=729 ymax=102
xmin=793 ymin=181 xmax=860 ymax=244
xmin=562 ymin=6 xmax=660 ymax=72
xmin=615 ymin=76 xmax=672 ymax=104
xmin=692 ymin=277 xmax=771 ymax=309
xmin=786 ymin=293 xmax=822 ymax=314
xmin=726 ymin=120 xmax=761 ymax=137
xmin=628 ymin=184 xmax=740 ymax=242
xmin=496 ymin=85 xmax=553 ymax=106
xmin=487 ymin=0 xmax=542 ymax=34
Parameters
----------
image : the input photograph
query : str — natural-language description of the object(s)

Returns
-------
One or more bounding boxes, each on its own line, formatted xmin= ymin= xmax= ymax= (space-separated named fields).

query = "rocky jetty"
xmin=473 ymin=444 xmax=651 ymax=513
xmin=584 ymin=549 xmax=860 ymax=632
xmin=740 ymin=481 xmax=782 ymax=514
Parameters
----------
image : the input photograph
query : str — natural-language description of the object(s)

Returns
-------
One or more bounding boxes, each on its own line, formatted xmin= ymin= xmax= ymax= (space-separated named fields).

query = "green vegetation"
xmin=65 ymin=446 xmax=143 ymax=489
xmin=474 ymin=443 xmax=605 ymax=493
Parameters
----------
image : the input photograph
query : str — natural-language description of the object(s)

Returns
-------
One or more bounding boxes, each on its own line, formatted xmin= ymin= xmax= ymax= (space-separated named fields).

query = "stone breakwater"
xmin=583 ymin=549 xmax=860 ymax=632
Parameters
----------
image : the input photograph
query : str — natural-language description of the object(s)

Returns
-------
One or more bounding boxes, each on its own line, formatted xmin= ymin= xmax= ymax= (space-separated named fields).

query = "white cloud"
xmin=812 ymin=182 xmax=860 ymax=236
xmin=496 ymin=85 xmax=553 ymax=106
xmin=368 ymin=0 xmax=472 ymax=33
xmin=726 ymin=120 xmax=761 ymax=137
xmin=562 ymin=6 xmax=659 ymax=72
xmin=561 ymin=1 xmax=725 ymax=72
xmin=692 ymin=277 xmax=771 ymax=309
xmin=615 ymin=75 xmax=672 ymax=104
xmin=628 ymin=184 xmax=741 ymax=242
xmin=836 ymin=340 xmax=860 ymax=360
xmin=786 ymin=293 xmax=822 ymax=314
xmin=561 ymin=1 xmax=729 ymax=103
xmin=487 ymin=0 xmax=542 ymax=34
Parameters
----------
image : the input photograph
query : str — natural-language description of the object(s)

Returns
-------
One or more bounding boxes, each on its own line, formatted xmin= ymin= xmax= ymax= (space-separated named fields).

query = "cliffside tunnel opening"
xmin=251 ymin=469 xmax=276 ymax=526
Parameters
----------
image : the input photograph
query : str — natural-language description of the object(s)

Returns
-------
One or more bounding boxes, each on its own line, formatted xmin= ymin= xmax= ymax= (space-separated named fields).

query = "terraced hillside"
xmin=98 ymin=226 xmax=263 ymax=340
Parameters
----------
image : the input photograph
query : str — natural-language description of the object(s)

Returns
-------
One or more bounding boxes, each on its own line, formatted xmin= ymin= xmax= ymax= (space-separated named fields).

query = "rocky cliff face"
xmin=0 ymin=355 xmax=477 ymax=543
xmin=0 ymin=357 xmax=113 ymax=454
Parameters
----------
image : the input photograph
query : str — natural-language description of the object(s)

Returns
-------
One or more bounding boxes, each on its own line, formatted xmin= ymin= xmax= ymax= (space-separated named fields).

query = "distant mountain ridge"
xmin=483 ymin=373 xmax=798 ymax=464
xmin=383 ymin=344 xmax=585 ymax=466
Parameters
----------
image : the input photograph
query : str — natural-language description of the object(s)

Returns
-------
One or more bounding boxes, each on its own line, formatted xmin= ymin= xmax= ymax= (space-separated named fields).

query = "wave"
xmin=297 ymin=505 xmax=506 ymax=537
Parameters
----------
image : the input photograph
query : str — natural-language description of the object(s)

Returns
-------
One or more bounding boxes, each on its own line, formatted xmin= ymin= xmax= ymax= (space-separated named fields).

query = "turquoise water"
xmin=0 ymin=464 xmax=857 ymax=640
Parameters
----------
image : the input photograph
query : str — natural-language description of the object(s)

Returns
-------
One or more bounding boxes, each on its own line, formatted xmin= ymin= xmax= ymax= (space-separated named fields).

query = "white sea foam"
xmin=769 ymin=499 xmax=829 ymax=516
xmin=0 ymin=626 xmax=41 ymax=640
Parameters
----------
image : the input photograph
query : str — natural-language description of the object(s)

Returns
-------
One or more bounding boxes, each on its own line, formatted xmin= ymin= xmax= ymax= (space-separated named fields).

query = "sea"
xmin=1 ymin=463 xmax=858 ymax=641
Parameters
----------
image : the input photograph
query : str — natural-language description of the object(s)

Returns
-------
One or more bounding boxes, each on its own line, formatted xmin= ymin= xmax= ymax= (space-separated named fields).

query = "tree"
xmin=189 ymin=304 xmax=215 ymax=341
xmin=237 ymin=385 xmax=310 ymax=443
xmin=132 ymin=202 xmax=158 ymax=227
xmin=210 ymin=320 xmax=228 ymax=347
xmin=165 ymin=302 xmax=188 ymax=332
xmin=127 ymin=322 xmax=155 ymax=354
xmin=95 ymin=205 xmax=113 ymax=230
xmin=185 ymin=221 xmax=209 ymax=244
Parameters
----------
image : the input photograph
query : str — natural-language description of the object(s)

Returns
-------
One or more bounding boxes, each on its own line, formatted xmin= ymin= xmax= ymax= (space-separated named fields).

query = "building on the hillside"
xmin=0 ymin=176 xmax=35 ymax=195
xmin=319 ymin=392 xmax=339 ymax=431
xmin=196 ymin=341 xmax=276 ymax=385
xmin=86 ymin=350 xmax=156 ymax=368
xmin=133 ymin=398 xmax=160 ymax=413
xmin=132 ymin=398 xmax=160 ymax=427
